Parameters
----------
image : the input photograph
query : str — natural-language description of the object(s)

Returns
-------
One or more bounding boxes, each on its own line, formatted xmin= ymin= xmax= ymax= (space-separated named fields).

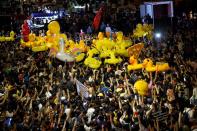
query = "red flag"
xmin=92 ymin=6 xmax=105 ymax=31
xmin=21 ymin=20 xmax=30 ymax=42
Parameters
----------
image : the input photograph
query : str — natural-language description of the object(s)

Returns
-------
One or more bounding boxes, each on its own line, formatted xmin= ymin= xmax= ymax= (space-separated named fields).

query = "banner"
xmin=92 ymin=5 xmax=105 ymax=31
xmin=76 ymin=79 xmax=89 ymax=98
xmin=128 ymin=43 xmax=144 ymax=59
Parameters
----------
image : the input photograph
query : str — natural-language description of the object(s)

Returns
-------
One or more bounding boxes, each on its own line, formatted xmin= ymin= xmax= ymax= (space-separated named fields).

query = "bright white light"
xmin=74 ymin=6 xmax=85 ymax=9
xmin=155 ymin=33 xmax=161 ymax=38
xmin=45 ymin=9 xmax=51 ymax=13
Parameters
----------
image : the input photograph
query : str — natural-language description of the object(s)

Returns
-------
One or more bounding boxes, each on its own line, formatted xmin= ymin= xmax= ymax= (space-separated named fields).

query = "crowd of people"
xmin=0 ymin=9 xmax=197 ymax=131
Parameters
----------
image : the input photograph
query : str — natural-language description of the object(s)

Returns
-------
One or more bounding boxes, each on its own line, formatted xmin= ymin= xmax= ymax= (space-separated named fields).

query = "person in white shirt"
xmin=105 ymin=24 xmax=112 ymax=38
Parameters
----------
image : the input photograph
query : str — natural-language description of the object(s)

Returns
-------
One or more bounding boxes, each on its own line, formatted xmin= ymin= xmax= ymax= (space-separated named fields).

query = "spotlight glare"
xmin=155 ymin=33 xmax=161 ymax=38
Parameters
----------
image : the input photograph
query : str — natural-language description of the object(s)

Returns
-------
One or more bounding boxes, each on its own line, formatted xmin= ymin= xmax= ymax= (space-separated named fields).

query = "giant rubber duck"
xmin=142 ymin=58 xmax=170 ymax=72
xmin=32 ymin=35 xmax=48 ymax=52
xmin=47 ymin=21 xmax=67 ymax=48
xmin=132 ymin=23 xmax=153 ymax=40
xmin=84 ymin=48 xmax=101 ymax=69
xmin=127 ymin=55 xmax=143 ymax=71
xmin=127 ymin=43 xmax=144 ymax=71
xmin=115 ymin=32 xmax=132 ymax=57
xmin=104 ymin=50 xmax=122 ymax=65
xmin=0 ymin=31 xmax=15 ymax=42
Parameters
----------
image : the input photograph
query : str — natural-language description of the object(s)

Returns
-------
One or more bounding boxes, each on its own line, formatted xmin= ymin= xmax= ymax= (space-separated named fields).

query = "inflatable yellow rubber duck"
xmin=134 ymin=80 xmax=148 ymax=96
xmin=78 ymin=40 xmax=88 ymax=52
xmin=46 ymin=21 xmax=67 ymax=50
xmin=24 ymin=33 xmax=36 ymax=47
xmin=75 ymin=53 xmax=85 ymax=62
xmin=0 ymin=31 xmax=15 ymax=42
xmin=115 ymin=43 xmax=131 ymax=57
xmin=84 ymin=57 xmax=101 ymax=69
xmin=84 ymin=48 xmax=101 ymax=68
xmin=48 ymin=21 xmax=60 ymax=34
xmin=127 ymin=55 xmax=143 ymax=71
xmin=32 ymin=36 xmax=48 ymax=52
xmin=142 ymin=58 xmax=170 ymax=72
xmin=98 ymin=32 xmax=104 ymax=40
xmin=100 ymin=50 xmax=111 ymax=58
xmin=115 ymin=32 xmax=132 ymax=57
xmin=132 ymin=24 xmax=153 ymax=40
xmin=87 ymin=48 xmax=99 ymax=57
xmin=104 ymin=51 xmax=122 ymax=65
xmin=0 ymin=36 xmax=5 ymax=42
xmin=70 ymin=48 xmax=85 ymax=62
xmin=45 ymin=30 xmax=57 ymax=48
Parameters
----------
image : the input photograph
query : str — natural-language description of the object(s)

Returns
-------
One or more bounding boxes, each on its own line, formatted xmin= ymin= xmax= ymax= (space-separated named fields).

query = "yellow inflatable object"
xmin=95 ymin=38 xmax=115 ymax=51
xmin=98 ymin=32 xmax=104 ymax=40
xmin=67 ymin=40 xmax=75 ymax=48
xmin=143 ymin=58 xmax=170 ymax=72
xmin=115 ymin=32 xmax=132 ymax=57
xmin=128 ymin=64 xmax=143 ymax=71
xmin=46 ymin=42 xmax=54 ymax=48
xmin=32 ymin=46 xmax=48 ymax=52
xmin=105 ymin=57 xmax=122 ymax=64
xmin=20 ymin=33 xmax=36 ymax=47
xmin=115 ymin=46 xmax=129 ymax=57
xmin=134 ymin=80 xmax=148 ymax=96
xmin=48 ymin=21 xmax=60 ymax=34
xmin=78 ymin=40 xmax=88 ymax=52
xmin=25 ymin=42 xmax=34 ymax=47
xmin=133 ymin=24 xmax=153 ymax=40
xmin=0 ymin=31 xmax=15 ymax=42
xmin=28 ymin=33 xmax=36 ymax=42
xmin=59 ymin=34 xmax=67 ymax=41
xmin=34 ymin=36 xmax=45 ymax=46
xmin=87 ymin=48 xmax=99 ymax=57
xmin=0 ymin=37 xmax=5 ymax=41
xmin=84 ymin=48 xmax=101 ymax=68
xmin=127 ymin=43 xmax=145 ymax=70
xmin=5 ymin=37 xmax=14 ymax=41
xmin=116 ymin=32 xmax=123 ymax=41
xmin=92 ymin=39 xmax=96 ymax=46
xmin=10 ymin=31 xmax=15 ymax=37
xmin=127 ymin=56 xmax=143 ymax=71
xmin=70 ymin=40 xmax=88 ymax=53
xmin=75 ymin=53 xmax=85 ymax=62
xmin=104 ymin=51 xmax=122 ymax=64
xmin=84 ymin=57 xmax=101 ymax=69
xmin=100 ymin=51 xmax=111 ymax=58
xmin=20 ymin=39 xmax=27 ymax=47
